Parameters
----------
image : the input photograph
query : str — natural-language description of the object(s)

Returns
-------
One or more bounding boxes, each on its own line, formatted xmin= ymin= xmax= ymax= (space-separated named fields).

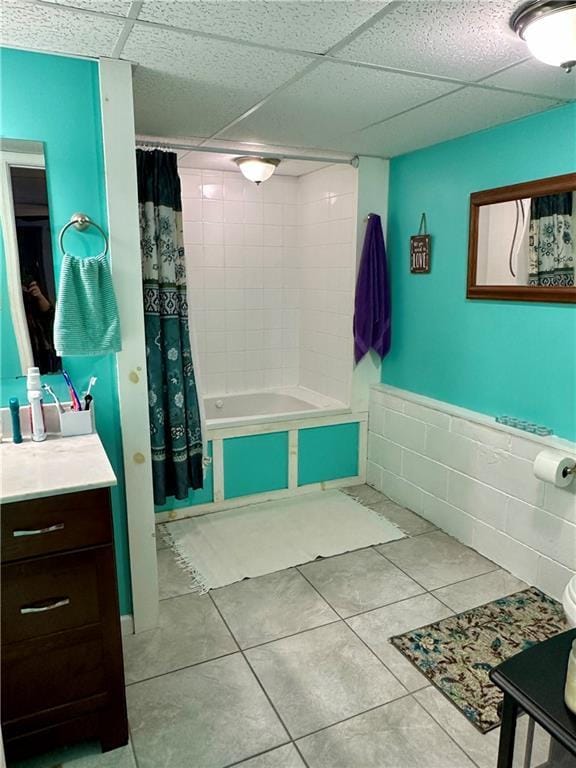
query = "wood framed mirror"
xmin=467 ymin=173 xmax=576 ymax=304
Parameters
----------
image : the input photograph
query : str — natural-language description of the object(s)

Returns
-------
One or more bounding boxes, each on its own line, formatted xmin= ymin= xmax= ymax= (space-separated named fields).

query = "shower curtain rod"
xmin=136 ymin=138 xmax=358 ymax=167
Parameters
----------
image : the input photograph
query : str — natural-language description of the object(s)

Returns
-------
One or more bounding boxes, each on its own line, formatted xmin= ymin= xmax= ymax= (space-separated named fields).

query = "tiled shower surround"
xmin=298 ymin=166 xmax=356 ymax=403
xmin=179 ymin=164 xmax=357 ymax=402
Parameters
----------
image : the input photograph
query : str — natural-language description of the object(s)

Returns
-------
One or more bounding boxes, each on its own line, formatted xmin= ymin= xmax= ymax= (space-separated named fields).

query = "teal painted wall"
xmin=0 ymin=48 xmax=132 ymax=613
xmin=298 ymin=423 xmax=359 ymax=485
xmin=384 ymin=104 xmax=576 ymax=440
xmin=155 ymin=442 xmax=214 ymax=512
xmin=224 ymin=432 xmax=289 ymax=499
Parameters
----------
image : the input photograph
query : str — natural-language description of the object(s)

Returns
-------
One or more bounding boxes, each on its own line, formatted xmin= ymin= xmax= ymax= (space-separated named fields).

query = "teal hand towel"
xmin=54 ymin=252 xmax=121 ymax=356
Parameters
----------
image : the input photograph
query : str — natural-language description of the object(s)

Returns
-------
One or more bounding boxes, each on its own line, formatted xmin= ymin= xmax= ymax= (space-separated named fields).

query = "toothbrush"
xmin=62 ymin=370 xmax=82 ymax=411
xmin=84 ymin=376 xmax=97 ymax=411
xmin=86 ymin=376 xmax=97 ymax=396
xmin=42 ymin=383 xmax=64 ymax=414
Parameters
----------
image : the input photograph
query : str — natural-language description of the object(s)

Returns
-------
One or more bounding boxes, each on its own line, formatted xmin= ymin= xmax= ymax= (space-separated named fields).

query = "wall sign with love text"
xmin=410 ymin=213 xmax=431 ymax=273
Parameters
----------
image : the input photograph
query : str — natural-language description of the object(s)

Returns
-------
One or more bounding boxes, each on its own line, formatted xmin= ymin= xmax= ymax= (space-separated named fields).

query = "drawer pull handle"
xmin=13 ymin=523 xmax=64 ymax=538
xmin=20 ymin=597 xmax=70 ymax=614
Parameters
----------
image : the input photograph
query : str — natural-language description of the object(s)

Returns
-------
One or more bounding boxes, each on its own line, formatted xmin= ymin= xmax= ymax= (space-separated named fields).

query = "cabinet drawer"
xmin=2 ymin=631 xmax=106 ymax=723
xmin=1 ymin=489 xmax=111 ymax=562
xmin=2 ymin=549 xmax=103 ymax=644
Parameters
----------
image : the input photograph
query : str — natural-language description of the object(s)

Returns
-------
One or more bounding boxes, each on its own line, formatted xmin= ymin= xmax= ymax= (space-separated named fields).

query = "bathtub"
xmin=156 ymin=387 xmax=366 ymax=522
xmin=204 ymin=387 xmax=346 ymax=429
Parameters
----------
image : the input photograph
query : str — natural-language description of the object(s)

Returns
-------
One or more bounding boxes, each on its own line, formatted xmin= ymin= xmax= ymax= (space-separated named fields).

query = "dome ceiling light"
xmin=511 ymin=0 xmax=576 ymax=73
xmin=233 ymin=156 xmax=280 ymax=184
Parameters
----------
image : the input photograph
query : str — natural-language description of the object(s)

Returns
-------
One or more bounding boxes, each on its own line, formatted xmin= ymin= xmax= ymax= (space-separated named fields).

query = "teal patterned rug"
xmin=390 ymin=587 xmax=567 ymax=733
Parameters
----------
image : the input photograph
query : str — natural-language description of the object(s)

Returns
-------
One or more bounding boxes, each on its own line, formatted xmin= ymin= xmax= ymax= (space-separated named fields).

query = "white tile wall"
xmin=179 ymin=163 xmax=358 ymax=402
xmin=367 ymin=384 xmax=576 ymax=600
xmin=297 ymin=165 xmax=357 ymax=404
xmin=180 ymin=168 xmax=300 ymax=395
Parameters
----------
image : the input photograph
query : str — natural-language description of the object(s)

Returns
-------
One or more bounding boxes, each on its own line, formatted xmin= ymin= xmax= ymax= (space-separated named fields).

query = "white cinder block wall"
xmin=367 ymin=384 xmax=576 ymax=601
xmin=297 ymin=165 xmax=357 ymax=405
xmin=179 ymin=163 xmax=358 ymax=403
xmin=180 ymin=168 xmax=300 ymax=395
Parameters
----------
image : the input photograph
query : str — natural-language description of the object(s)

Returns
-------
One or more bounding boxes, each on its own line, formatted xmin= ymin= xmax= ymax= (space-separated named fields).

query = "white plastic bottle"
xmin=27 ymin=367 xmax=46 ymax=442
xmin=565 ymin=639 xmax=576 ymax=715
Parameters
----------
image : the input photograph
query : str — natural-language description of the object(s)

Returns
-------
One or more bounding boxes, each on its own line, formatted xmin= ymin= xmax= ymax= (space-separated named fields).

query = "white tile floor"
xmin=10 ymin=485 xmax=555 ymax=768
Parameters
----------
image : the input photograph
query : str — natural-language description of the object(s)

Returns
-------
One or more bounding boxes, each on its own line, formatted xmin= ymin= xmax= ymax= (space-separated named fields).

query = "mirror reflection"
xmin=11 ymin=165 xmax=60 ymax=372
xmin=0 ymin=139 xmax=60 ymax=376
xmin=476 ymin=190 xmax=575 ymax=288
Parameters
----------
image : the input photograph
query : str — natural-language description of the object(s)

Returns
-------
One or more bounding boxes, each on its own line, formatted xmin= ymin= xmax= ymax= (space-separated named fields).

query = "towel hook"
xmin=58 ymin=212 xmax=109 ymax=257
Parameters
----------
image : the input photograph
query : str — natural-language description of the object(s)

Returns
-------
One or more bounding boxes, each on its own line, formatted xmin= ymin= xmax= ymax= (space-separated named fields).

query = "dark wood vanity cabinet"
xmin=1 ymin=487 xmax=128 ymax=760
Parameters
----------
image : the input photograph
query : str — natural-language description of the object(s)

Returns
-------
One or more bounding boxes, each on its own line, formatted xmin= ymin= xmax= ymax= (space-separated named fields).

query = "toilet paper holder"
xmin=533 ymin=451 xmax=576 ymax=488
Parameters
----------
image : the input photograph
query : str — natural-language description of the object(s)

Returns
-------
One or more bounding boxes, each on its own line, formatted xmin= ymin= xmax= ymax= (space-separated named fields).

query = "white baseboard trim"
xmin=155 ymin=474 xmax=364 ymax=524
xmin=120 ymin=614 xmax=134 ymax=636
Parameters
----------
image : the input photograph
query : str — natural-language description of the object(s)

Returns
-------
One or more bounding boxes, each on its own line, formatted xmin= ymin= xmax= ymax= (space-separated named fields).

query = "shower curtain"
xmin=137 ymin=149 xmax=203 ymax=505
xmin=528 ymin=193 xmax=574 ymax=286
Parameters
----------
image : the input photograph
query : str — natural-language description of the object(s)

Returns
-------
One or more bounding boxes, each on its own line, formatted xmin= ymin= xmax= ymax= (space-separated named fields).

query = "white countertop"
xmin=0 ymin=433 xmax=117 ymax=504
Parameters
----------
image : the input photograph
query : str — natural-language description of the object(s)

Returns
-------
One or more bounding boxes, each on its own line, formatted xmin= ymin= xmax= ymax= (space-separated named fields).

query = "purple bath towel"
xmin=353 ymin=213 xmax=391 ymax=364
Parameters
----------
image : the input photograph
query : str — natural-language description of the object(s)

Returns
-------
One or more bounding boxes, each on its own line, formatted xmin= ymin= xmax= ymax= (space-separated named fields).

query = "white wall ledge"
xmin=373 ymin=383 xmax=576 ymax=454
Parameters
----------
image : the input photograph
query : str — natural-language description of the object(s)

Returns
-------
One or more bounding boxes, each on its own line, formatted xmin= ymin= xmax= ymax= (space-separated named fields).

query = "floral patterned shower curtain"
xmin=137 ymin=149 xmax=203 ymax=505
xmin=528 ymin=193 xmax=574 ymax=286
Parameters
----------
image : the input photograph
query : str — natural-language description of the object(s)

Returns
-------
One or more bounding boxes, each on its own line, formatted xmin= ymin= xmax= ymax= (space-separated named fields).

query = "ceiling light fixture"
xmin=234 ymin=156 xmax=280 ymax=184
xmin=511 ymin=0 xmax=576 ymax=73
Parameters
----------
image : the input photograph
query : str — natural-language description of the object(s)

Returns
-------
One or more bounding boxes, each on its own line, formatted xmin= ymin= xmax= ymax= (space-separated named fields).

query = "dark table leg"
xmin=497 ymin=694 xmax=519 ymax=768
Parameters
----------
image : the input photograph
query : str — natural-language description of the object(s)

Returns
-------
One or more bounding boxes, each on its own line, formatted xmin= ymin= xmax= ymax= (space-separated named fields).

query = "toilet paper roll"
xmin=533 ymin=450 xmax=575 ymax=488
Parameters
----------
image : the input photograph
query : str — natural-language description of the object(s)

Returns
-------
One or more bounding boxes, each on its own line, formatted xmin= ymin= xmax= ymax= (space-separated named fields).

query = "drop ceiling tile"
xmin=138 ymin=0 xmax=391 ymax=54
xmin=0 ymin=1 xmax=125 ymax=57
xmin=177 ymin=152 xmax=241 ymax=171
xmin=43 ymin=0 xmax=132 ymax=16
xmin=123 ymin=25 xmax=311 ymax=137
xmin=219 ymin=61 xmax=459 ymax=147
xmin=327 ymin=88 xmax=560 ymax=157
xmin=481 ymin=60 xmax=576 ymax=102
xmin=335 ymin=1 xmax=528 ymax=81
xmin=205 ymin=137 xmax=351 ymax=162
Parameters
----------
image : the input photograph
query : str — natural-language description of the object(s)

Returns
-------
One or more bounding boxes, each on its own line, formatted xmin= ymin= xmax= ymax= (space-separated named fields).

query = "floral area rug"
xmin=390 ymin=587 xmax=567 ymax=733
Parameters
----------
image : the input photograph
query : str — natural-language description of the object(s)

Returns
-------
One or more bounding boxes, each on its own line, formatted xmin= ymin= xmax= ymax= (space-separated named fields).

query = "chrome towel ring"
xmin=58 ymin=212 xmax=109 ymax=257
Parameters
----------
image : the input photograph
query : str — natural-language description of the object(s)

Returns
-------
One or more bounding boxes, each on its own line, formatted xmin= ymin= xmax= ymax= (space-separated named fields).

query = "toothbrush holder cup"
xmin=59 ymin=407 xmax=95 ymax=437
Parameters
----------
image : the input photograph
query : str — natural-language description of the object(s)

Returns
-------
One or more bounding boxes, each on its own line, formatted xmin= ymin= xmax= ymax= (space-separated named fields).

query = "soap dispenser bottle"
xmin=27 ymin=366 xmax=46 ymax=442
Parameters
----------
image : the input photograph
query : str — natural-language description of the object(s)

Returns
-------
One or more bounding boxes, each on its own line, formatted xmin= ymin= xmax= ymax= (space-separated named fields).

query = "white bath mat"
xmin=160 ymin=490 xmax=405 ymax=592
